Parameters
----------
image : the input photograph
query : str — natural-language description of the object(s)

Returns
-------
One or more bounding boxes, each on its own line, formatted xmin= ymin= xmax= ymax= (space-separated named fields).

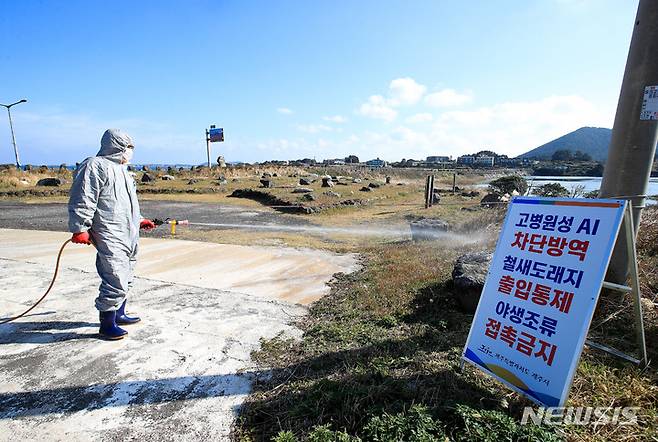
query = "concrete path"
xmin=0 ymin=229 xmax=358 ymax=305
xmin=0 ymin=229 xmax=358 ymax=441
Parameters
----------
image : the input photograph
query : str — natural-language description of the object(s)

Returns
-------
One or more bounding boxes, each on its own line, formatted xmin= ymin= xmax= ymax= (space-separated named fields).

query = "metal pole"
xmin=205 ymin=129 xmax=211 ymax=169
xmin=1 ymin=99 xmax=26 ymax=169
xmin=6 ymin=107 xmax=20 ymax=169
xmin=623 ymin=204 xmax=648 ymax=368
xmin=599 ymin=0 xmax=658 ymax=283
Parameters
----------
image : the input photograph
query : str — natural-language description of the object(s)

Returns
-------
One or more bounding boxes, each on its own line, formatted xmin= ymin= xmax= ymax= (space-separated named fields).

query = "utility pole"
xmin=1 ymin=99 xmax=27 ymax=169
xmin=599 ymin=0 xmax=658 ymax=283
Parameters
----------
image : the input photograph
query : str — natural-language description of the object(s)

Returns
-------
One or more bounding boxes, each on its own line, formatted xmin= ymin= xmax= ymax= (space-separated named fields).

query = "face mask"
xmin=122 ymin=148 xmax=134 ymax=164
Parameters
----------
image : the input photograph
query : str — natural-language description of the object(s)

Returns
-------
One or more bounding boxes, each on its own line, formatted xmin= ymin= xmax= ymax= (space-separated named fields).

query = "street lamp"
xmin=1 ymin=99 xmax=27 ymax=169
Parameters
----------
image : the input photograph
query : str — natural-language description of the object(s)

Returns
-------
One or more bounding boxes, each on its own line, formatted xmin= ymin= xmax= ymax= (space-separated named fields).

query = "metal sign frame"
xmin=460 ymin=198 xmax=648 ymax=408
xmin=585 ymin=202 xmax=648 ymax=367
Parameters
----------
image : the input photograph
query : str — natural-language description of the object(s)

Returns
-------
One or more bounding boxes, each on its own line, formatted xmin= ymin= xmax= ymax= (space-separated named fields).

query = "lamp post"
xmin=1 ymin=99 xmax=27 ymax=169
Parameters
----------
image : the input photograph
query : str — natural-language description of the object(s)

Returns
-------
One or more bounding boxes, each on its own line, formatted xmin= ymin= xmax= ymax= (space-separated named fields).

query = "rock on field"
xmin=451 ymin=251 xmax=493 ymax=312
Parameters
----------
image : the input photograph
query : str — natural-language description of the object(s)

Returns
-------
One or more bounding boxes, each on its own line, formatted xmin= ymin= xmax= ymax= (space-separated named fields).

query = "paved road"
xmin=0 ymin=201 xmax=310 ymax=237
xmin=0 ymin=230 xmax=356 ymax=440
xmin=0 ymin=206 xmax=357 ymax=440
xmin=0 ymin=258 xmax=306 ymax=441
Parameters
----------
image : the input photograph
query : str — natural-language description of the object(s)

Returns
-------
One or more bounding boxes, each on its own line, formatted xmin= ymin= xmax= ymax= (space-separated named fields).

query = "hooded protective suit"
xmin=68 ymin=129 xmax=141 ymax=312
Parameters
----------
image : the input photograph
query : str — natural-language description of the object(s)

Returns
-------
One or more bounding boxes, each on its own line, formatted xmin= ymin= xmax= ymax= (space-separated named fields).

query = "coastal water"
xmin=524 ymin=176 xmax=658 ymax=196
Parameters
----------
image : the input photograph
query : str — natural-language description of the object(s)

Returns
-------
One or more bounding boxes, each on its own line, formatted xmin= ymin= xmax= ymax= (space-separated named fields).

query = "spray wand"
xmin=153 ymin=218 xmax=189 ymax=236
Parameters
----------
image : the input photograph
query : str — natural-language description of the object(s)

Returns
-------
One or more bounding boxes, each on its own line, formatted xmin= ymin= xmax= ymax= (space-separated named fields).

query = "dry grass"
xmin=234 ymin=203 xmax=657 ymax=442
xmin=0 ymin=167 xmax=72 ymax=190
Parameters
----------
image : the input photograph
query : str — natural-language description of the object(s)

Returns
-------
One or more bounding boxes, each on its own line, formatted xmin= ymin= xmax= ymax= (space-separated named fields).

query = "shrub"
xmin=362 ymin=405 xmax=446 ymax=441
xmin=308 ymin=425 xmax=360 ymax=442
xmin=533 ymin=183 xmax=569 ymax=198
xmin=273 ymin=431 xmax=298 ymax=442
xmin=452 ymin=405 xmax=561 ymax=442
xmin=488 ymin=175 xmax=528 ymax=196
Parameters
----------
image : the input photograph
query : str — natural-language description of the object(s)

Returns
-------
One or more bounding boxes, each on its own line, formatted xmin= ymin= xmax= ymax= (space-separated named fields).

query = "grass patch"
xmin=235 ymin=207 xmax=658 ymax=441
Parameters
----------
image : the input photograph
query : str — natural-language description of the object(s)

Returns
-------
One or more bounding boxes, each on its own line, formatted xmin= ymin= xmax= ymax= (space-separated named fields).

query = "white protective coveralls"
xmin=68 ymin=129 xmax=142 ymax=312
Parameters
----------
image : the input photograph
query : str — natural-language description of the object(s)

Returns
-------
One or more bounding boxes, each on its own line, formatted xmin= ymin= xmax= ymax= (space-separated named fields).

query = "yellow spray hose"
xmin=0 ymin=239 xmax=72 ymax=325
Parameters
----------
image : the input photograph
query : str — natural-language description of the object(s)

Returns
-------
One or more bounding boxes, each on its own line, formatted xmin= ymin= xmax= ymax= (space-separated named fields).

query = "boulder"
xmin=409 ymin=218 xmax=449 ymax=241
xmin=299 ymin=178 xmax=312 ymax=185
xmin=352 ymin=178 xmax=362 ymax=184
xmin=59 ymin=163 xmax=68 ymax=172
xmin=187 ymin=179 xmax=199 ymax=185
xmin=292 ymin=187 xmax=313 ymax=193
xmin=321 ymin=177 xmax=334 ymax=188
xmin=480 ymin=193 xmax=512 ymax=208
xmin=452 ymin=252 xmax=493 ymax=312
xmin=302 ymin=193 xmax=316 ymax=201
xmin=141 ymin=173 xmax=154 ymax=183
xmin=161 ymin=174 xmax=176 ymax=181
xmin=36 ymin=177 xmax=62 ymax=187
xmin=323 ymin=191 xmax=341 ymax=197
xmin=480 ymin=193 xmax=509 ymax=208
xmin=385 ymin=176 xmax=391 ymax=184
xmin=368 ymin=182 xmax=381 ymax=189
xmin=142 ymin=165 xmax=150 ymax=171
xmin=360 ymin=186 xmax=372 ymax=192
xmin=432 ymin=189 xmax=441 ymax=204
xmin=260 ymin=179 xmax=274 ymax=188
xmin=461 ymin=190 xmax=480 ymax=197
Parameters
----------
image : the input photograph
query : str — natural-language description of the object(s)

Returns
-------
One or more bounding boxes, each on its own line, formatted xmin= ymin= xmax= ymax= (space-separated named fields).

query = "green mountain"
xmin=518 ymin=127 xmax=612 ymax=162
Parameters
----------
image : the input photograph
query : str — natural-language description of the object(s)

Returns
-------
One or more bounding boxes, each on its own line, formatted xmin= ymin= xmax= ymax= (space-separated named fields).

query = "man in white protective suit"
xmin=68 ymin=129 xmax=156 ymax=340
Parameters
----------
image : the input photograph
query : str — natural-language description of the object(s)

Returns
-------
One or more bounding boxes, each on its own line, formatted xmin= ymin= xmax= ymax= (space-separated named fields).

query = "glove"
xmin=140 ymin=219 xmax=156 ymax=230
xmin=71 ymin=231 xmax=92 ymax=245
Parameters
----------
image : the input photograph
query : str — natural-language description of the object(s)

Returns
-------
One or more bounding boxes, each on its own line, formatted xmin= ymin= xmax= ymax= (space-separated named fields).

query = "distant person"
xmin=68 ymin=129 xmax=155 ymax=340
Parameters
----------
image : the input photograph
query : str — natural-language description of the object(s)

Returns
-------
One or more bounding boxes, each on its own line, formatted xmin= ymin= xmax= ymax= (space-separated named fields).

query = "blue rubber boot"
xmin=99 ymin=310 xmax=128 ymax=340
xmin=116 ymin=300 xmax=141 ymax=325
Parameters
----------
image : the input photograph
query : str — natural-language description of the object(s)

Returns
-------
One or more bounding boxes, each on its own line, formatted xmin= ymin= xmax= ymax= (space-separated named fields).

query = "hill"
xmin=518 ymin=127 xmax=612 ymax=162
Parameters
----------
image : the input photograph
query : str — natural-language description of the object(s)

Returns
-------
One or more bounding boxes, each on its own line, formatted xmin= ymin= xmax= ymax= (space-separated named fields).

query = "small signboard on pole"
xmin=205 ymin=125 xmax=224 ymax=168
xmin=462 ymin=196 xmax=627 ymax=407
xmin=209 ymin=127 xmax=224 ymax=142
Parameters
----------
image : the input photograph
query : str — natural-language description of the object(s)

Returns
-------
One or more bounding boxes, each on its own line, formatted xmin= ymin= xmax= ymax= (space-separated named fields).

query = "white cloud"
xmin=277 ymin=107 xmax=293 ymax=115
xmin=357 ymin=95 xmax=398 ymax=122
xmin=323 ymin=115 xmax=348 ymax=123
xmin=425 ymin=89 xmax=473 ymax=107
xmin=346 ymin=95 xmax=612 ymax=161
xmin=356 ymin=77 xmax=428 ymax=122
xmin=296 ymin=124 xmax=334 ymax=134
xmin=388 ymin=77 xmax=427 ymax=106
xmin=405 ymin=113 xmax=434 ymax=124
xmin=1 ymin=95 xmax=614 ymax=166
xmin=429 ymin=95 xmax=611 ymax=156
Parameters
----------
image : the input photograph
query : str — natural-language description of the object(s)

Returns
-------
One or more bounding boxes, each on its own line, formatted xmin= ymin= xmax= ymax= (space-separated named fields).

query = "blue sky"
xmin=0 ymin=0 xmax=639 ymax=165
